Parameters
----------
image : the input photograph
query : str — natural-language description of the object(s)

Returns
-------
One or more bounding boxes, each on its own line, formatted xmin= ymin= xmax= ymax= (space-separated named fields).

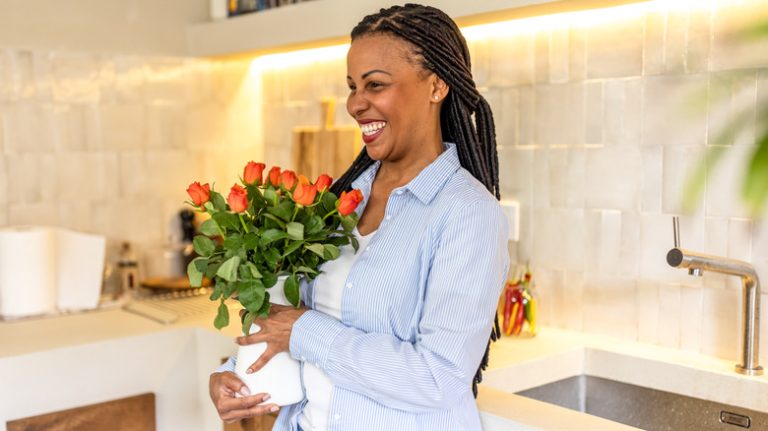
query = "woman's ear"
xmin=430 ymin=75 xmax=449 ymax=103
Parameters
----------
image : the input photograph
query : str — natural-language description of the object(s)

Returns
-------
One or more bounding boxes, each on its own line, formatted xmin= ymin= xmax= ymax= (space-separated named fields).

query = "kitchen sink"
xmin=516 ymin=375 xmax=768 ymax=430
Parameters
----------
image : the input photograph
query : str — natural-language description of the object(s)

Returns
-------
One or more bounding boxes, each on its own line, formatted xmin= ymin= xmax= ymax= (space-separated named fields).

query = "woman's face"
xmin=346 ymin=34 xmax=443 ymax=163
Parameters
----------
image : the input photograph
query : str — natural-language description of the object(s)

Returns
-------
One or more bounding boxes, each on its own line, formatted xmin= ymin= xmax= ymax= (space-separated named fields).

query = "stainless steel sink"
xmin=516 ymin=375 xmax=768 ymax=430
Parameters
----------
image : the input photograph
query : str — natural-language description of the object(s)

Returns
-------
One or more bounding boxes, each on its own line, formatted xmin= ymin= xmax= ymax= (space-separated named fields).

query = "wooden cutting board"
xmin=292 ymin=99 xmax=362 ymax=180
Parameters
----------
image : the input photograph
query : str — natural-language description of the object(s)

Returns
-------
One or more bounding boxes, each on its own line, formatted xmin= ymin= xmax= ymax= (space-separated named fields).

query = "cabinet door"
xmin=7 ymin=393 xmax=155 ymax=431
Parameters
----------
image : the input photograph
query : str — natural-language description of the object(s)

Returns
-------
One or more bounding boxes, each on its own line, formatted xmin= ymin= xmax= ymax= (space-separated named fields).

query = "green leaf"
xmin=241 ymin=311 xmax=256 ymax=335
xmin=216 ymin=256 xmax=241 ymax=282
xmin=305 ymin=243 xmax=325 ymax=258
xmin=262 ymin=213 xmax=286 ymax=229
xmin=743 ymin=133 xmax=768 ymax=216
xmin=341 ymin=212 xmax=359 ymax=232
xmin=260 ymin=228 xmax=287 ymax=246
xmin=268 ymin=199 xmax=294 ymax=222
xmin=199 ymin=218 xmax=220 ymax=236
xmin=304 ymin=216 xmax=324 ymax=235
xmin=209 ymin=283 xmax=222 ymax=301
xmin=295 ymin=265 xmax=317 ymax=275
xmin=245 ymin=262 xmax=262 ymax=279
xmin=213 ymin=211 xmax=240 ymax=231
xmin=321 ymin=191 xmax=338 ymax=213
xmin=211 ymin=191 xmax=227 ymax=212
xmin=205 ymin=260 xmax=222 ymax=278
xmin=263 ymin=187 xmax=277 ymax=203
xmin=187 ymin=257 xmax=208 ymax=287
xmin=223 ymin=234 xmax=243 ymax=250
xmin=243 ymin=232 xmax=260 ymax=250
xmin=284 ymin=274 xmax=300 ymax=307
xmin=214 ymin=301 xmax=229 ymax=329
xmin=286 ymin=221 xmax=304 ymax=240
xmin=262 ymin=271 xmax=277 ymax=289
xmin=263 ymin=248 xmax=280 ymax=270
xmin=238 ymin=279 xmax=266 ymax=313
xmin=282 ymin=240 xmax=304 ymax=258
xmin=193 ymin=235 xmax=216 ymax=257
xmin=323 ymin=244 xmax=340 ymax=260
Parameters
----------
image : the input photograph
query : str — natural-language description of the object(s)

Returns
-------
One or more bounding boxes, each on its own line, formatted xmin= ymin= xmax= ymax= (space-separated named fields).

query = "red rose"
xmin=243 ymin=161 xmax=266 ymax=185
xmin=315 ymin=174 xmax=332 ymax=193
xmin=281 ymin=170 xmax=297 ymax=191
xmin=227 ymin=184 xmax=249 ymax=213
xmin=268 ymin=166 xmax=281 ymax=187
xmin=338 ymin=189 xmax=364 ymax=216
xmin=293 ymin=183 xmax=317 ymax=206
xmin=187 ymin=182 xmax=211 ymax=207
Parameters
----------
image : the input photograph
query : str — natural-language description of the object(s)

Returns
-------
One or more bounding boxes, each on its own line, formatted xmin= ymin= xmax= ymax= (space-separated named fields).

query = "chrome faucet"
xmin=666 ymin=217 xmax=762 ymax=376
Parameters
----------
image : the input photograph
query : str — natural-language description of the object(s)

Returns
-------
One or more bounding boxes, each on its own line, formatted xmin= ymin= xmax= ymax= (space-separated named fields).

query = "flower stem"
xmin=322 ymin=209 xmax=338 ymax=221
xmin=238 ymin=214 xmax=249 ymax=232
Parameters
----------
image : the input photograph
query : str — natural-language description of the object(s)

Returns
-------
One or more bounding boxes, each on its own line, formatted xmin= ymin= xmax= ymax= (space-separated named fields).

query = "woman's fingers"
xmin=247 ymin=345 xmax=279 ymax=374
xmin=220 ymin=402 xmax=281 ymax=423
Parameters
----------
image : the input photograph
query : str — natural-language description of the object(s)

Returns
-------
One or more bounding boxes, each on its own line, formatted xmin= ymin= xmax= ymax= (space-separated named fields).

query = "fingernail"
xmin=270 ymin=405 xmax=279 ymax=412
xmin=263 ymin=394 xmax=271 ymax=401
xmin=246 ymin=368 xmax=253 ymax=374
xmin=239 ymin=387 xmax=250 ymax=396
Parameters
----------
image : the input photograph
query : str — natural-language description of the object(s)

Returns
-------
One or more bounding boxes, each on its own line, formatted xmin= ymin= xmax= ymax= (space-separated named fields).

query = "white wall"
xmin=0 ymin=0 xmax=209 ymax=55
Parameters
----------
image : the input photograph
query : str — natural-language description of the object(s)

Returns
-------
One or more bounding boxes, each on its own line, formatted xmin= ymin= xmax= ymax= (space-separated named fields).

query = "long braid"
xmin=333 ymin=4 xmax=501 ymax=397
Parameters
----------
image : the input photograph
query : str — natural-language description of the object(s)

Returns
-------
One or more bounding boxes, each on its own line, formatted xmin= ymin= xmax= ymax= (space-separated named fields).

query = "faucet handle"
xmin=673 ymin=216 xmax=680 ymax=249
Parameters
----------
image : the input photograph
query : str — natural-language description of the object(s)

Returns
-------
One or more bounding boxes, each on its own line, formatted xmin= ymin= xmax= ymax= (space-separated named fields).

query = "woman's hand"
xmin=237 ymin=304 xmax=309 ymax=374
xmin=209 ymin=371 xmax=280 ymax=422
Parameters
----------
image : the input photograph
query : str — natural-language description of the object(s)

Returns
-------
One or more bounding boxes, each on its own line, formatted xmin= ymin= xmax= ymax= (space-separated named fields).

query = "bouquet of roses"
xmin=185 ymin=162 xmax=364 ymax=334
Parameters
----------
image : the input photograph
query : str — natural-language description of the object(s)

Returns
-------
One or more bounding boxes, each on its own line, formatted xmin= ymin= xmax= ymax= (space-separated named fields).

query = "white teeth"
xmin=361 ymin=121 xmax=386 ymax=136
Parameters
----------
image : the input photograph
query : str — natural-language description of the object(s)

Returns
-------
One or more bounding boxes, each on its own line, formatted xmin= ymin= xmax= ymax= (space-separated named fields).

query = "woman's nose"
xmin=347 ymin=90 xmax=368 ymax=118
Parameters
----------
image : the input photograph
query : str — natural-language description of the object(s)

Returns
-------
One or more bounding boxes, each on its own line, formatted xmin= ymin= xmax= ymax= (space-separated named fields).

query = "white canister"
xmin=234 ymin=276 xmax=304 ymax=406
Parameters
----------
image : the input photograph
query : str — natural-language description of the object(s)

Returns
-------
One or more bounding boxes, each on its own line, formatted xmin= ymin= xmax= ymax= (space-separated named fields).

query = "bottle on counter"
xmin=117 ymin=242 xmax=140 ymax=296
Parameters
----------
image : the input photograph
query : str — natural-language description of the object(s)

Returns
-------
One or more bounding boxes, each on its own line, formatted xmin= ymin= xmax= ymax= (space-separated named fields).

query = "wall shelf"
xmin=186 ymin=0 xmax=644 ymax=58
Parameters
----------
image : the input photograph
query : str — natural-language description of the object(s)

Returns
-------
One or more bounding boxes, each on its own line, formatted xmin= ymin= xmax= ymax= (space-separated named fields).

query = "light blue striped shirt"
xmin=222 ymin=142 xmax=509 ymax=430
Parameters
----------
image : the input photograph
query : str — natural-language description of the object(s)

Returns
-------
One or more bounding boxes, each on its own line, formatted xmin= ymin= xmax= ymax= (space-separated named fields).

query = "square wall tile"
xmin=586 ymin=17 xmax=643 ymax=79
xmin=701 ymin=286 xmax=741 ymax=361
xmin=585 ymin=145 xmax=642 ymax=211
xmin=582 ymin=275 xmax=638 ymax=340
xmin=643 ymin=74 xmax=709 ymax=147
xmin=488 ymin=33 xmax=534 ymax=86
xmin=636 ymin=279 xmax=660 ymax=344
xmin=679 ymin=285 xmax=703 ymax=352
xmin=657 ymin=283 xmax=681 ymax=349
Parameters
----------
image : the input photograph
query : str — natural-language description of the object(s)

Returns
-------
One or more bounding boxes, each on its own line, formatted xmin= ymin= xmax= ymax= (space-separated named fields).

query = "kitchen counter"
xmin=3 ymin=301 xmax=766 ymax=431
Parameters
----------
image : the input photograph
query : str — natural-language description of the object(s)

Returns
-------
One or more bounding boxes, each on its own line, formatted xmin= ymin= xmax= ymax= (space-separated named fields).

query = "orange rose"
xmin=338 ymin=189 xmax=364 ymax=216
xmin=298 ymin=174 xmax=310 ymax=186
xmin=227 ymin=184 xmax=249 ymax=213
xmin=268 ymin=166 xmax=281 ymax=187
xmin=243 ymin=161 xmax=266 ymax=185
xmin=187 ymin=182 xmax=211 ymax=207
xmin=293 ymin=183 xmax=317 ymax=206
xmin=315 ymin=174 xmax=332 ymax=193
xmin=281 ymin=170 xmax=297 ymax=191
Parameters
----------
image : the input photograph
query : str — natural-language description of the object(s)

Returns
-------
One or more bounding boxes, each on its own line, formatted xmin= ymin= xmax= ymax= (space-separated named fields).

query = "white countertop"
xmin=3 ymin=301 xmax=766 ymax=430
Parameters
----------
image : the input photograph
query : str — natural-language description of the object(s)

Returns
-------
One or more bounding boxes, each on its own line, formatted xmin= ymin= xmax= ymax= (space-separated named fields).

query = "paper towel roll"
xmin=57 ymin=229 xmax=106 ymax=311
xmin=0 ymin=227 xmax=58 ymax=317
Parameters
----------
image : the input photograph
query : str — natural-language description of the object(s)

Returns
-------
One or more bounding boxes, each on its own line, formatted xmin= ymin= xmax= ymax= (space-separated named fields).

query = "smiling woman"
xmin=208 ymin=4 xmax=510 ymax=431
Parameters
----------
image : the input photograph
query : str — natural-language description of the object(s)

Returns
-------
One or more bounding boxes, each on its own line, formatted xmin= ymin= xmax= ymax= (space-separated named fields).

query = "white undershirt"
xmin=298 ymin=227 xmax=376 ymax=431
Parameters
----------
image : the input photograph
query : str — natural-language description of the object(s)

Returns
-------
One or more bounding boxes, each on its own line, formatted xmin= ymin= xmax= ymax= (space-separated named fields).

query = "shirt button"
xmin=385 ymin=215 xmax=392 ymax=220
xmin=365 ymin=246 xmax=370 ymax=252
xmin=334 ymin=413 xmax=341 ymax=420
xmin=301 ymin=356 xmax=306 ymax=361
xmin=346 ymin=283 xmax=352 ymax=289
xmin=396 ymin=190 xmax=403 ymax=195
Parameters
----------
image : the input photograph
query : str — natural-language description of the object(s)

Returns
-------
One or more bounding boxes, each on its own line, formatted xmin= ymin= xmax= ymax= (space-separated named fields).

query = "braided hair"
xmin=330 ymin=4 xmax=501 ymax=397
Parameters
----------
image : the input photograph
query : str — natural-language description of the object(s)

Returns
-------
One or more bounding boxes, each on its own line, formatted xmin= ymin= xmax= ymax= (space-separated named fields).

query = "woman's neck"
xmin=375 ymin=137 xmax=443 ymax=188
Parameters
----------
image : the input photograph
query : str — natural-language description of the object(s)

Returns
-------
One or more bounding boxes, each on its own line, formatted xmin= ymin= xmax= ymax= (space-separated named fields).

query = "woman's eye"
xmin=367 ymin=82 xmax=383 ymax=89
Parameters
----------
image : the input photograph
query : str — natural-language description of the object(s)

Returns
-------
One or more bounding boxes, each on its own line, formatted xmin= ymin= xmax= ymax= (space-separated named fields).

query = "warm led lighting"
xmin=249 ymin=43 xmax=349 ymax=74
xmin=462 ymin=0 xmax=712 ymax=40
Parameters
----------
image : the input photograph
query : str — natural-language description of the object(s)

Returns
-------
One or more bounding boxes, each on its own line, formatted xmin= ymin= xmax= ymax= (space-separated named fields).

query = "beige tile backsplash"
xmin=2 ymin=0 xmax=768 ymax=365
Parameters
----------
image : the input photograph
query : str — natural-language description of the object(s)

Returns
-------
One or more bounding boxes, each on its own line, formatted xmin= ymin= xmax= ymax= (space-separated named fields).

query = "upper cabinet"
xmin=186 ymin=0 xmax=640 ymax=58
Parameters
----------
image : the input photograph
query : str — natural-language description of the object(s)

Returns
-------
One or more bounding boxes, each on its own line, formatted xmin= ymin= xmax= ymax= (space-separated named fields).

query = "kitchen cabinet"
xmin=187 ymin=0 xmax=645 ymax=58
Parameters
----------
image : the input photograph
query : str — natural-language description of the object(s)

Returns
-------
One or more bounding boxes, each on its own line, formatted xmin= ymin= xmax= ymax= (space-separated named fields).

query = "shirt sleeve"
xmin=289 ymin=199 xmax=510 ymax=413
xmin=213 ymin=355 xmax=236 ymax=374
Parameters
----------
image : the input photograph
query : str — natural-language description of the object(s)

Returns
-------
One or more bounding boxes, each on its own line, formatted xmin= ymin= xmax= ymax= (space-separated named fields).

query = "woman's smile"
xmin=358 ymin=120 xmax=387 ymax=144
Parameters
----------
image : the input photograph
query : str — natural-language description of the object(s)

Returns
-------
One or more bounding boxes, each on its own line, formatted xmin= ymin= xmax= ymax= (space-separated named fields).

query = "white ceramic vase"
xmin=234 ymin=276 xmax=304 ymax=406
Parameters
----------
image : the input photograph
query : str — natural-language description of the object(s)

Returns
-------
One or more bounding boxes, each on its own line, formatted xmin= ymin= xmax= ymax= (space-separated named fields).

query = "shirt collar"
xmin=351 ymin=142 xmax=461 ymax=207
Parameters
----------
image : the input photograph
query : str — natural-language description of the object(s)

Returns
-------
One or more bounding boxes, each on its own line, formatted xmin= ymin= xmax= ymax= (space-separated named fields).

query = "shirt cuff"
xmin=289 ymin=310 xmax=345 ymax=368
xmin=213 ymin=355 xmax=236 ymax=375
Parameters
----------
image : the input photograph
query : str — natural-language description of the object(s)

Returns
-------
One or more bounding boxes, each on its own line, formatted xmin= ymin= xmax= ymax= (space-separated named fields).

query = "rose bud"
xmin=227 ymin=184 xmax=249 ymax=213
xmin=315 ymin=174 xmax=332 ymax=193
xmin=298 ymin=174 xmax=310 ymax=186
xmin=268 ymin=166 xmax=281 ymax=187
xmin=338 ymin=189 xmax=364 ymax=216
xmin=293 ymin=183 xmax=317 ymax=206
xmin=243 ymin=161 xmax=266 ymax=185
xmin=187 ymin=182 xmax=211 ymax=207
xmin=281 ymin=170 xmax=297 ymax=191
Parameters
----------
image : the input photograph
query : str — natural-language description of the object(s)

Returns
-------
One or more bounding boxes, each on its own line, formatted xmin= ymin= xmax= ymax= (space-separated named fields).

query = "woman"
xmin=209 ymin=4 xmax=509 ymax=430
